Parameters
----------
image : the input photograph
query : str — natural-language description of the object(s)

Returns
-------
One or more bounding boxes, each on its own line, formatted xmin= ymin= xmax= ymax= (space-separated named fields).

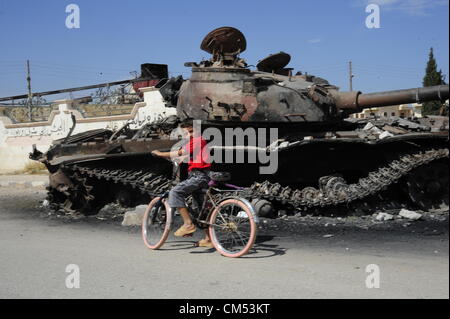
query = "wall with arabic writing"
xmin=0 ymin=87 xmax=176 ymax=173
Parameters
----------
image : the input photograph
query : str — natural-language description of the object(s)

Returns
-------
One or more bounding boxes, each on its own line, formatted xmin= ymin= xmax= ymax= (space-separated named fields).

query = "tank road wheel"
xmin=67 ymin=173 xmax=109 ymax=215
xmin=46 ymin=186 xmax=68 ymax=211
xmin=406 ymin=162 xmax=449 ymax=211
xmin=62 ymin=191 xmax=100 ymax=215
xmin=48 ymin=183 xmax=103 ymax=215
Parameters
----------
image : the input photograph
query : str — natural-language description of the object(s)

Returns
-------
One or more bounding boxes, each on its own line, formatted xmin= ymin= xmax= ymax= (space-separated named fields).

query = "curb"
xmin=0 ymin=181 xmax=48 ymax=189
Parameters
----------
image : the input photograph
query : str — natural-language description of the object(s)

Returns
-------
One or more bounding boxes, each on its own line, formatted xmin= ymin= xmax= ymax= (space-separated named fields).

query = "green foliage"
xmin=422 ymin=48 xmax=447 ymax=116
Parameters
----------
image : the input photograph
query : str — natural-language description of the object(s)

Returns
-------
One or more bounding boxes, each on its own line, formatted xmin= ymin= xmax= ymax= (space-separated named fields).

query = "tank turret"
xmin=177 ymin=27 xmax=449 ymax=123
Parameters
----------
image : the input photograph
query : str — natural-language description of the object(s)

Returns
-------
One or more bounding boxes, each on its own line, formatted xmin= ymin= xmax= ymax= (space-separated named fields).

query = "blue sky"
xmin=0 ymin=0 xmax=448 ymax=100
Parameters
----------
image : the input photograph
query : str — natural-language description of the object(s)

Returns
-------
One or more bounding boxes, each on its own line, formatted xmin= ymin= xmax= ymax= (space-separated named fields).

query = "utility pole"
xmin=26 ymin=60 xmax=33 ymax=121
xmin=349 ymin=61 xmax=354 ymax=91
xmin=348 ymin=61 xmax=355 ymax=92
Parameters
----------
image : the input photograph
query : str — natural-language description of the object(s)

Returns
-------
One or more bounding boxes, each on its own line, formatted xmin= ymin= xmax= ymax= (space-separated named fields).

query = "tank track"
xmin=52 ymin=147 xmax=448 ymax=213
xmin=63 ymin=164 xmax=174 ymax=198
xmin=244 ymin=148 xmax=449 ymax=209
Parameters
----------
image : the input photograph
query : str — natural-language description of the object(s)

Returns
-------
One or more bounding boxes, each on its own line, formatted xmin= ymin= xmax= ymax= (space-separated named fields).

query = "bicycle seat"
xmin=209 ymin=171 xmax=231 ymax=182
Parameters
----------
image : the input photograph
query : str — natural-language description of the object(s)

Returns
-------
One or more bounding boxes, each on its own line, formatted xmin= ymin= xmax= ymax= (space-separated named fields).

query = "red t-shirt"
xmin=182 ymin=136 xmax=211 ymax=172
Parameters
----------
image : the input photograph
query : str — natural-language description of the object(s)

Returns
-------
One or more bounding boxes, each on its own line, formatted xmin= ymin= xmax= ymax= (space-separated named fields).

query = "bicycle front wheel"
xmin=142 ymin=197 xmax=173 ymax=250
xmin=208 ymin=198 xmax=257 ymax=258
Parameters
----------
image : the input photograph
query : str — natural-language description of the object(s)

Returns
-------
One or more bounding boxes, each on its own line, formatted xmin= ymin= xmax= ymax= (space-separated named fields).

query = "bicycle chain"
xmin=58 ymin=147 xmax=448 ymax=210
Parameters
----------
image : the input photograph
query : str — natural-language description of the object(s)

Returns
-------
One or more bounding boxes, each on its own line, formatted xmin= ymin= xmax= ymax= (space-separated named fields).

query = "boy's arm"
xmin=151 ymin=148 xmax=185 ymax=159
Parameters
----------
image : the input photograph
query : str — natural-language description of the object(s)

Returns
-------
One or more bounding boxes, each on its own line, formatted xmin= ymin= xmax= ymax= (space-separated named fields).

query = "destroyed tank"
xmin=31 ymin=27 xmax=449 ymax=216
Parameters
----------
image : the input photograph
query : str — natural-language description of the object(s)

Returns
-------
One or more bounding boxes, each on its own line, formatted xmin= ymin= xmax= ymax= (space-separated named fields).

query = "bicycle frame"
xmin=154 ymin=160 xmax=257 ymax=228
xmin=191 ymin=180 xmax=254 ymax=228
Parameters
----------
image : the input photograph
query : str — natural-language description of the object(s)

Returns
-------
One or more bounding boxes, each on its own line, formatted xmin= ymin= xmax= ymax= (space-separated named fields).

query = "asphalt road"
xmin=0 ymin=186 xmax=448 ymax=299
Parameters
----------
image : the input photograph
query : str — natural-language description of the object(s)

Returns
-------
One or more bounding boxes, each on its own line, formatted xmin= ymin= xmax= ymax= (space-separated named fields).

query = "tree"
xmin=422 ymin=47 xmax=447 ymax=116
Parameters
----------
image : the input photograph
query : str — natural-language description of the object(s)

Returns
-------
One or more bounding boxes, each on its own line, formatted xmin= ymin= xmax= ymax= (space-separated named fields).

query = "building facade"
xmin=350 ymin=103 xmax=422 ymax=119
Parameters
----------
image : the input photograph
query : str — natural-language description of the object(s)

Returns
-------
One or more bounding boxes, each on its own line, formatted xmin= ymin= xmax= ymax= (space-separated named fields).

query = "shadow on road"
xmin=156 ymin=235 xmax=287 ymax=258
xmin=159 ymin=240 xmax=199 ymax=251
xmin=241 ymin=235 xmax=287 ymax=259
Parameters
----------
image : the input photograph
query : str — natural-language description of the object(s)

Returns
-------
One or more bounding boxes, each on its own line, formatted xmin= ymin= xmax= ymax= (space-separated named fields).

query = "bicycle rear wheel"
xmin=142 ymin=197 xmax=173 ymax=250
xmin=208 ymin=198 xmax=257 ymax=258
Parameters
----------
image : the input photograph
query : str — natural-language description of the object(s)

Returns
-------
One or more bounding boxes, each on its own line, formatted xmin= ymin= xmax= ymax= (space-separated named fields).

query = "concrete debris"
xmin=362 ymin=122 xmax=383 ymax=135
xmin=357 ymin=131 xmax=369 ymax=139
xmin=395 ymin=118 xmax=429 ymax=131
xmin=379 ymin=131 xmax=394 ymax=140
xmin=381 ymin=124 xmax=408 ymax=135
xmin=363 ymin=122 xmax=375 ymax=131
xmin=399 ymin=209 xmax=422 ymax=221
xmin=375 ymin=212 xmax=394 ymax=221
xmin=121 ymin=205 xmax=148 ymax=226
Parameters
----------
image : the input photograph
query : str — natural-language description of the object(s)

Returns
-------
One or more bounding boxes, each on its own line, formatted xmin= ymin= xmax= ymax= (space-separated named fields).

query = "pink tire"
xmin=208 ymin=198 xmax=257 ymax=258
xmin=142 ymin=197 xmax=172 ymax=250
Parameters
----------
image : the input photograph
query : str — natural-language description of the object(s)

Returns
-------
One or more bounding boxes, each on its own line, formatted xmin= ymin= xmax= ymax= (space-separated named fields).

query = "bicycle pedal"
xmin=182 ymin=233 xmax=194 ymax=238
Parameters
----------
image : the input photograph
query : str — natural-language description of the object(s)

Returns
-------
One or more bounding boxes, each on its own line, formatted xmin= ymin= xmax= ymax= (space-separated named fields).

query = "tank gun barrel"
xmin=332 ymin=85 xmax=449 ymax=112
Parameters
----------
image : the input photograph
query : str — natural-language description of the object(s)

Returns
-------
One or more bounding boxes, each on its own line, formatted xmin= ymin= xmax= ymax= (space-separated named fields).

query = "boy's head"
xmin=180 ymin=118 xmax=194 ymax=137
xmin=180 ymin=118 xmax=194 ymax=129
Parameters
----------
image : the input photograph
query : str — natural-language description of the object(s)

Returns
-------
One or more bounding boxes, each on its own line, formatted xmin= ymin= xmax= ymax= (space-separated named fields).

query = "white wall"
xmin=0 ymin=87 xmax=176 ymax=173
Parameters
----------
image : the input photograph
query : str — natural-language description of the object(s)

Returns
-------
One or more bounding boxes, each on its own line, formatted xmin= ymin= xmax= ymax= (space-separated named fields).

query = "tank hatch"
xmin=200 ymin=26 xmax=247 ymax=55
xmin=257 ymin=52 xmax=292 ymax=75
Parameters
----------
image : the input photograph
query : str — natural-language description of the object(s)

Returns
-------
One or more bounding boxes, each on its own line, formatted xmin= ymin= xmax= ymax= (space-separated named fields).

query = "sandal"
xmin=174 ymin=225 xmax=196 ymax=237
xmin=194 ymin=239 xmax=213 ymax=248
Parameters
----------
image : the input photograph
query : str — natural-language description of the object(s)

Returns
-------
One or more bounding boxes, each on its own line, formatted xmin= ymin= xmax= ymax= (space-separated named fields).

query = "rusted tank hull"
xmin=34 ymin=118 xmax=448 ymax=216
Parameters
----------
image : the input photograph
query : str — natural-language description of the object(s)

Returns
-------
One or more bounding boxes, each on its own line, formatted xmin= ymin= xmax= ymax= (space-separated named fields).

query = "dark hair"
xmin=180 ymin=118 xmax=194 ymax=128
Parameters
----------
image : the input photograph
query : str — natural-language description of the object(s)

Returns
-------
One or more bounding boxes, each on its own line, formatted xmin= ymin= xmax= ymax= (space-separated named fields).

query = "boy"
xmin=151 ymin=119 xmax=213 ymax=248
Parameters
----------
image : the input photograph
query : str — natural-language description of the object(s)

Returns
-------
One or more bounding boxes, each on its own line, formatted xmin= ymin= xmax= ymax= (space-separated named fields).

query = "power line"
xmin=31 ymin=60 xmax=135 ymax=72
xmin=32 ymin=64 xmax=130 ymax=75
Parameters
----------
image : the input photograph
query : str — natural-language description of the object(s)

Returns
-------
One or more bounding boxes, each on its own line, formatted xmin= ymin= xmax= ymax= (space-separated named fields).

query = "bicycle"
xmin=141 ymin=168 xmax=259 ymax=258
